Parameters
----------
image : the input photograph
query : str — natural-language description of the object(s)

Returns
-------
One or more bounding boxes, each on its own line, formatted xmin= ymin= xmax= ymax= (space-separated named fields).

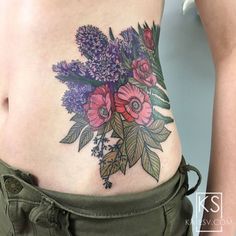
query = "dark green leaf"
xmin=70 ymin=113 xmax=86 ymax=122
xmin=152 ymin=23 xmax=161 ymax=58
xmin=141 ymin=146 xmax=160 ymax=181
xmin=150 ymin=55 xmax=166 ymax=89
xmin=109 ymin=27 xmax=115 ymax=40
xmin=151 ymin=87 xmax=169 ymax=102
xmin=100 ymin=152 xmax=120 ymax=177
xmin=104 ymin=122 xmax=113 ymax=133
xmin=138 ymin=23 xmax=143 ymax=38
xmin=57 ymin=73 xmax=102 ymax=87
xmin=96 ymin=127 xmax=103 ymax=136
xmin=78 ymin=126 xmax=94 ymax=151
xmin=123 ymin=121 xmax=136 ymax=131
xmin=144 ymin=22 xmax=149 ymax=28
xmin=111 ymin=131 xmax=120 ymax=138
xmin=153 ymin=110 xmax=174 ymax=124
xmin=148 ymin=119 xmax=165 ymax=133
xmin=151 ymin=126 xmax=171 ymax=143
xmin=128 ymin=78 xmax=148 ymax=91
xmin=141 ymin=128 xmax=163 ymax=151
xmin=152 ymin=70 xmax=165 ymax=87
xmin=131 ymin=26 xmax=139 ymax=35
xmin=150 ymin=95 xmax=170 ymax=109
xmin=120 ymin=141 xmax=127 ymax=156
xmin=152 ymin=22 xmax=160 ymax=47
xmin=111 ymin=113 xmax=124 ymax=139
xmin=60 ymin=121 xmax=87 ymax=144
xmin=152 ymin=68 xmax=165 ymax=87
xmin=121 ymin=50 xmax=132 ymax=69
xmin=119 ymin=155 xmax=128 ymax=175
xmin=97 ymin=122 xmax=112 ymax=136
xmin=125 ymin=126 xmax=144 ymax=167
xmin=152 ymin=68 xmax=165 ymax=86
xmin=147 ymin=119 xmax=171 ymax=143
xmin=156 ymin=78 xmax=166 ymax=89
xmin=117 ymin=139 xmax=123 ymax=145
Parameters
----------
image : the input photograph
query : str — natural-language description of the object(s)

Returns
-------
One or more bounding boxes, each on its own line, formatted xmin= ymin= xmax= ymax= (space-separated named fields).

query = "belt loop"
xmin=29 ymin=196 xmax=71 ymax=236
xmin=29 ymin=196 xmax=72 ymax=236
xmin=181 ymin=164 xmax=202 ymax=196
xmin=29 ymin=196 xmax=60 ymax=228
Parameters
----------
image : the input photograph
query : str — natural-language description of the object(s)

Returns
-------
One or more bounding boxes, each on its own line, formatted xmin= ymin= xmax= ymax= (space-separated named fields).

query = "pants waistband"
xmin=0 ymin=155 xmax=201 ymax=219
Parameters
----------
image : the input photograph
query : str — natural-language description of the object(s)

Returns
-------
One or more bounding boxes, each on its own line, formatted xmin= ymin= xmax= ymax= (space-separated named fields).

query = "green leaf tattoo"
xmin=60 ymin=119 xmax=87 ymax=144
xmin=125 ymin=126 xmax=144 ymax=167
xmin=78 ymin=126 xmax=94 ymax=151
xmin=141 ymin=145 xmax=160 ymax=181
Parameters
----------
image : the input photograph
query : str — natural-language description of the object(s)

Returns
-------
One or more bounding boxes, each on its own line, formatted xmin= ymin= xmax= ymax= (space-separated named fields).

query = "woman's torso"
xmin=0 ymin=0 xmax=182 ymax=195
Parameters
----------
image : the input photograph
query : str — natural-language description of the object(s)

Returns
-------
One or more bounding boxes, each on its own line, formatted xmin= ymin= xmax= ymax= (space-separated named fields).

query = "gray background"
xmin=160 ymin=1 xmax=215 ymax=234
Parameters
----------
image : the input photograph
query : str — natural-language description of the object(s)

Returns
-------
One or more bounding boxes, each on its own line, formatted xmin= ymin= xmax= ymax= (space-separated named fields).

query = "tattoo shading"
xmin=52 ymin=22 xmax=174 ymax=189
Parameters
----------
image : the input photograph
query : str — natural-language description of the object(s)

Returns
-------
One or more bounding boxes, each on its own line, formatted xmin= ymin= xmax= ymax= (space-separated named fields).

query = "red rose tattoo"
xmin=143 ymin=28 xmax=155 ymax=50
xmin=132 ymin=58 xmax=157 ymax=87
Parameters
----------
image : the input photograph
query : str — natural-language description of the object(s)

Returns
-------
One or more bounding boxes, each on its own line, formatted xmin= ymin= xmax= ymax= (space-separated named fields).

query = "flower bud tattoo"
xmin=52 ymin=22 xmax=174 ymax=189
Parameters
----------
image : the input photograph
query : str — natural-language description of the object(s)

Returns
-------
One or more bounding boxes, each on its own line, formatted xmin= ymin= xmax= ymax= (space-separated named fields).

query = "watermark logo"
xmin=196 ymin=192 xmax=223 ymax=233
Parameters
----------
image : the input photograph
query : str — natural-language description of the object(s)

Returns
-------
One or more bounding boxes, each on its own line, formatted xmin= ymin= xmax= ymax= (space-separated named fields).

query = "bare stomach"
xmin=0 ymin=0 xmax=182 ymax=196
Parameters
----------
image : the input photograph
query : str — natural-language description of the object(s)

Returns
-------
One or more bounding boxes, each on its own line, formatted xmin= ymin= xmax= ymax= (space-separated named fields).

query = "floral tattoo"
xmin=52 ymin=22 xmax=174 ymax=189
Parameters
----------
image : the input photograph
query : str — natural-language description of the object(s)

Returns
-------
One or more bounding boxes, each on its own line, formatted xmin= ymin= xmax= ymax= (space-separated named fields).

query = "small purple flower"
xmin=52 ymin=61 xmax=70 ymax=77
xmin=67 ymin=60 xmax=87 ymax=76
xmin=52 ymin=60 xmax=88 ymax=82
xmin=120 ymin=27 xmax=140 ymax=44
xmin=120 ymin=27 xmax=147 ymax=59
xmin=76 ymin=25 xmax=108 ymax=59
xmin=87 ymin=40 xmax=128 ymax=82
xmin=62 ymin=82 xmax=94 ymax=114
xmin=66 ymin=81 xmax=93 ymax=91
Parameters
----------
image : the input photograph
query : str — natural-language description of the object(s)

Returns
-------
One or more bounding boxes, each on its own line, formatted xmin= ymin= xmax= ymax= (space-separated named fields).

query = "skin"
xmin=0 ymin=0 xmax=183 ymax=195
xmin=196 ymin=0 xmax=236 ymax=234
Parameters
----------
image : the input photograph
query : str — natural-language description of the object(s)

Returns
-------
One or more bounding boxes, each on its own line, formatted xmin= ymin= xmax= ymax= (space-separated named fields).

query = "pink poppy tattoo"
xmin=52 ymin=22 xmax=174 ymax=189
xmin=84 ymin=85 xmax=113 ymax=128
xmin=115 ymin=83 xmax=152 ymax=125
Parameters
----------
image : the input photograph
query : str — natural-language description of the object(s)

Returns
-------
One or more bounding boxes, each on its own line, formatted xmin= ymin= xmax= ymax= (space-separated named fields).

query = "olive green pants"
xmin=0 ymin=156 xmax=201 ymax=236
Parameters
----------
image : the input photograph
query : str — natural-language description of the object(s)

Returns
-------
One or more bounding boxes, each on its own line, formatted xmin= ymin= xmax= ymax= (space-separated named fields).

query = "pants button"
xmin=5 ymin=177 xmax=23 ymax=194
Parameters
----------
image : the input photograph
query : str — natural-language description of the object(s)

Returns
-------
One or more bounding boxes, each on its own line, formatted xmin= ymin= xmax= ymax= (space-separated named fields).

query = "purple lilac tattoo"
xmin=52 ymin=22 xmax=174 ymax=189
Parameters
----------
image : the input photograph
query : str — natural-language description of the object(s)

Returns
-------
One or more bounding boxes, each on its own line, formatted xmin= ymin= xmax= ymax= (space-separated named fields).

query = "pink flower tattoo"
xmin=84 ymin=85 xmax=113 ymax=128
xmin=143 ymin=28 xmax=155 ymax=50
xmin=132 ymin=58 xmax=157 ymax=87
xmin=115 ymin=83 xmax=152 ymax=125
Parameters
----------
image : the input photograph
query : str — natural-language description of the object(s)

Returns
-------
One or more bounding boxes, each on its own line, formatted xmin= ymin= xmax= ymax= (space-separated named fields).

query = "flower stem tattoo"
xmin=52 ymin=22 xmax=174 ymax=189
